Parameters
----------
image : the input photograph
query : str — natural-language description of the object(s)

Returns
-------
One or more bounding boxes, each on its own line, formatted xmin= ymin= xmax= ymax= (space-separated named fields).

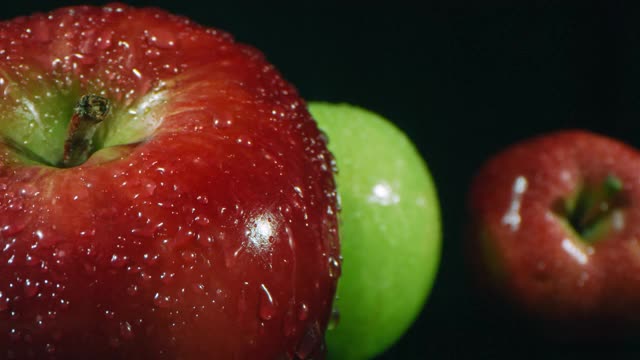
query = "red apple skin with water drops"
xmin=0 ymin=4 xmax=339 ymax=359
xmin=468 ymin=131 xmax=640 ymax=338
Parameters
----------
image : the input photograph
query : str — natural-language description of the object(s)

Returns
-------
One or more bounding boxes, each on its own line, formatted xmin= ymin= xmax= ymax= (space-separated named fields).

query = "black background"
xmin=5 ymin=1 xmax=640 ymax=358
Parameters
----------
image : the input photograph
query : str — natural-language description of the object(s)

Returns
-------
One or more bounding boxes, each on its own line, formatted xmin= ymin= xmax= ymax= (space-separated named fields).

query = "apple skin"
xmin=468 ymin=130 xmax=640 ymax=337
xmin=0 ymin=4 xmax=339 ymax=359
xmin=309 ymin=103 xmax=441 ymax=359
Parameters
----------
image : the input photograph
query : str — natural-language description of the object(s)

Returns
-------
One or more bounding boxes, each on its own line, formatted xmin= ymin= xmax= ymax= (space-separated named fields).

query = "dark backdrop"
xmin=5 ymin=1 xmax=640 ymax=358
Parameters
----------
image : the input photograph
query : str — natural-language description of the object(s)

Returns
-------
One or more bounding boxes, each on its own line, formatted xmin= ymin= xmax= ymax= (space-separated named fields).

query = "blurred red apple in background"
xmin=468 ymin=130 xmax=640 ymax=337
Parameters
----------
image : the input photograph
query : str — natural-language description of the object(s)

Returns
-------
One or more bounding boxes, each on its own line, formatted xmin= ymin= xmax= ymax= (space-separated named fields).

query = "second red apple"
xmin=468 ymin=130 xmax=640 ymax=337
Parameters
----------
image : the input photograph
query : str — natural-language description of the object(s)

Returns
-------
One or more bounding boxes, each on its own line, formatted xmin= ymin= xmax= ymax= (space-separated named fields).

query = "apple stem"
xmin=61 ymin=94 xmax=111 ymax=167
xmin=566 ymin=175 xmax=624 ymax=242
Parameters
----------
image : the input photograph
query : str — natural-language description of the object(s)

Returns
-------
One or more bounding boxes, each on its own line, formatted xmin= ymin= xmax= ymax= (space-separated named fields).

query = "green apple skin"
xmin=308 ymin=103 xmax=441 ymax=359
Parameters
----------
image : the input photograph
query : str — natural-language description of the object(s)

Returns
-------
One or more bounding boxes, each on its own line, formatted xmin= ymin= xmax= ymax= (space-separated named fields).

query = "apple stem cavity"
xmin=557 ymin=174 xmax=625 ymax=243
xmin=61 ymin=94 xmax=111 ymax=167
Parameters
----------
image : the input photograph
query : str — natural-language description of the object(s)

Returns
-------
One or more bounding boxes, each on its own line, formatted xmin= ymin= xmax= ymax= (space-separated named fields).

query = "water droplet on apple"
xmin=327 ymin=307 xmax=340 ymax=330
xmin=131 ymin=224 xmax=157 ymax=238
xmin=95 ymin=29 xmax=114 ymax=50
xmin=45 ymin=343 xmax=55 ymax=354
xmin=143 ymin=253 xmax=160 ymax=265
xmin=160 ymin=272 xmax=175 ymax=285
xmin=258 ymin=284 xmax=276 ymax=321
xmin=139 ymin=271 xmax=153 ymax=285
xmin=104 ymin=309 xmax=115 ymax=319
xmin=35 ymin=314 xmax=45 ymax=329
xmin=329 ymin=156 xmax=338 ymax=174
xmin=110 ymin=254 xmax=128 ymax=268
xmin=2 ymin=221 xmax=26 ymax=236
xmin=120 ymin=321 xmax=134 ymax=340
xmin=9 ymin=328 xmax=20 ymax=342
xmin=24 ymin=279 xmax=39 ymax=298
xmin=297 ymin=302 xmax=309 ymax=321
xmin=295 ymin=322 xmax=323 ymax=359
xmin=144 ymin=180 xmax=156 ymax=196
xmin=213 ymin=117 xmax=233 ymax=129
xmin=192 ymin=283 xmax=206 ymax=294
xmin=195 ymin=215 xmax=210 ymax=226
xmin=196 ymin=195 xmax=209 ymax=204
xmin=58 ymin=299 xmax=70 ymax=311
xmin=7 ymin=197 xmax=23 ymax=211
xmin=327 ymin=256 xmax=341 ymax=278
xmin=145 ymin=27 xmax=176 ymax=49
xmin=0 ymin=292 xmax=8 ymax=311
xmin=25 ymin=253 xmax=40 ymax=266
xmin=18 ymin=184 xmax=38 ymax=197
xmin=127 ymin=284 xmax=139 ymax=296
xmin=235 ymin=136 xmax=253 ymax=147
xmin=153 ymin=292 xmax=171 ymax=308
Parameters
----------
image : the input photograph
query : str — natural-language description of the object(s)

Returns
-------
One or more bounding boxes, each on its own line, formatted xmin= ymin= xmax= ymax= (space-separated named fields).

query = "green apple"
xmin=308 ymin=103 xmax=441 ymax=359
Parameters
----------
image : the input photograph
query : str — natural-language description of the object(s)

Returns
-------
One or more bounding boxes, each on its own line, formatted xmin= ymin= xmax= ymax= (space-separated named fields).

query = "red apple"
xmin=0 ymin=4 xmax=339 ymax=358
xmin=468 ymin=130 xmax=640 ymax=337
